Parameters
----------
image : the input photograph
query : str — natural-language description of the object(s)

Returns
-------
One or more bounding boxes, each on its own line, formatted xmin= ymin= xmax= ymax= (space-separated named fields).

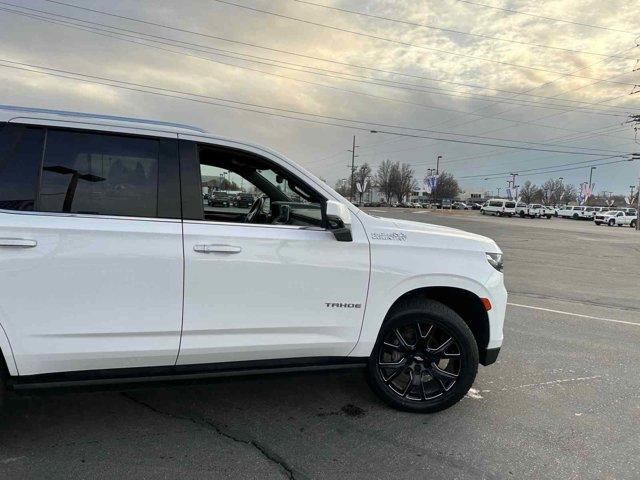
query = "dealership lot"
xmin=1 ymin=209 xmax=638 ymax=480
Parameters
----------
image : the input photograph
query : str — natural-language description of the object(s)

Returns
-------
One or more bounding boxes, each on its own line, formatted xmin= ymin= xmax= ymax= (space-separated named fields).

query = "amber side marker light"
xmin=480 ymin=298 xmax=492 ymax=311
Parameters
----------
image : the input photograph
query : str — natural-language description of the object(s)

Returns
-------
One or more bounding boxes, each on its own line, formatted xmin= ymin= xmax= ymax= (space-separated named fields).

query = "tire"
xmin=608 ymin=219 xmax=615 ymax=226
xmin=366 ymin=298 xmax=479 ymax=413
xmin=572 ymin=213 xmax=579 ymax=220
xmin=546 ymin=215 xmax=552 ymax=219
xmin=519 ymin=211 xmax=525 ymax=218
xmin=481 ymin=210 xmax=485 ymax=215
xmin=631 ymin=220 xmax=637 ymax=228
xmin=594 ymin=221 xmax=601 ymax=225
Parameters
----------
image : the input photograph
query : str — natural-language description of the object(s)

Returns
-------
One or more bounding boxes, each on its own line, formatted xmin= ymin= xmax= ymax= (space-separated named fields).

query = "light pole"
xmin=436 ymin=155 xmax=442 ymax=175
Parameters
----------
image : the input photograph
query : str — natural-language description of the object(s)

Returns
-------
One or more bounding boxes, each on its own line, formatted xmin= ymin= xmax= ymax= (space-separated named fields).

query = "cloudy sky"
xmin=1 ymin=0 xmax=638 ymax=196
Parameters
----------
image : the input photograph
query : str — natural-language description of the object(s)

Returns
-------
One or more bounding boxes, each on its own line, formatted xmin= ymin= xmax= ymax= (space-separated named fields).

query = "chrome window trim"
xmin=0 ymin=209 xmax=181 ymax=224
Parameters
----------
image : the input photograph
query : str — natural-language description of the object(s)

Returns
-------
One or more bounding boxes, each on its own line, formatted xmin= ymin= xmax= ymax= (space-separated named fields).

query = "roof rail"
xmin=0 ymin=104 xmax=208 ymax=133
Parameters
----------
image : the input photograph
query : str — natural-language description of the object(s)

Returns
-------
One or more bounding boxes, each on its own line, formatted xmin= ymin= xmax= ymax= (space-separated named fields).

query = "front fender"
xmin=349 ymin=272 xmax=502 ymax=358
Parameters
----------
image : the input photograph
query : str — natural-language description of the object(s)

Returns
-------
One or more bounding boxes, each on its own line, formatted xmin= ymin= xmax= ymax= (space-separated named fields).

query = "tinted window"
xmin=0 ymin=124 xmax=45 ymax=211
xmin=489 ymin=201 xmax=501 ymax=207
xmin=505 ymin=202 xmax=516 ymax=208
xmin=40 ymin=129 xmax=159 ymax=217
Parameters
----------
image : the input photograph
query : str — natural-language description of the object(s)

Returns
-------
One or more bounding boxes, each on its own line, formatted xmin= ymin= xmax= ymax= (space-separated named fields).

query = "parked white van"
xmin=481 ymin=199 xmax=516 ymax=217
xmin=0 ymin=106 xmax=506 ymax=413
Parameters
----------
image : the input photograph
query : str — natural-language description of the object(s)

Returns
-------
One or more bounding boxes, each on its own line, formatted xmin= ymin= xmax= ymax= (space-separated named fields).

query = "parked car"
xmin=481 ymin=199 xmax=516 ymax=217
xmin=0 ymin=106 xmax=507 ymax=412
xmin=209 ymin=191 xmax=231 ymax=207
xmin=599 ymin=210 xmax=638 ymax=227
xmin=559 ymin=205 xmax=585 ymax=219
xmin=515 ymin=202 xmax=528 ymax=217
xmin=452 ymin=202 xmax=468 ymax=210
xmin=235 ymin=193 xmax=255 ymax=208
xmin=412 ymin=202 xmax=423 ymax=208
xmin=469 ymin=203 xmax=483 ymax=210
xmin=552 ymin=205 xmax=565 ymax=217
xmin=527 ymin=204 xmax=554 ymax=219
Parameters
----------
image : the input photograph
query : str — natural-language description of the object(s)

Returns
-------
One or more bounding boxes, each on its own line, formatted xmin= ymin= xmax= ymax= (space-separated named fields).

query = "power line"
xmin=0 ymin=59 xmax=630 ymax=157
xmin=6 ymin=4 xmax=633 ymax=117
xmin=457 ymin=0 xmax=639 ymax=35
xmin=210 ymin=0 xmax=637 ymax=86
xmin=458 ymin=155 xmax=623 ymax=179
xmin=473 ymin=158 xmax=634 ymax=179
xmin=291 ymin=0 xmax=634 ymax=59
xmin=3 ymin=6 xmax=627 ymax=124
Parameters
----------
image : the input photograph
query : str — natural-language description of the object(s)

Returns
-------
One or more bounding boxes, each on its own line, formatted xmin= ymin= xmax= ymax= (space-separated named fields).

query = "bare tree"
xmin=389 ymin=162 xmax=402 ymax=202
xmin=334 ymin=180 xmax=350 ymax=198
xmin=376 ymin=159 xmax=394 ymax=203
xmin=431 ymin=171 xmax=460 ymax=201
xmin=562 ymin=183 xmax=578 ymax=204
xmin=519 ymin=181 xmax=537 ymax=204
xmin=355 ymin=163 xmax=372 ymax=203
xmin=401 ymin=164 xmax=417 ymax=201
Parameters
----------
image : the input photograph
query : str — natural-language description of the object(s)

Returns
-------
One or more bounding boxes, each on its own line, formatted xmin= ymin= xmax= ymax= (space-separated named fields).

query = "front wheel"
xmin=594 ymin=221 xmax=601 ymax=225
xmin=546 ymin=215 xmax=552 ymax=219
xmin=631 ymin=220 xmax=637 ymax=228
xmin=608 ymin=219 xmax=615 ymax=226
xmin=366 ymin=299 xmax=479 ymax=413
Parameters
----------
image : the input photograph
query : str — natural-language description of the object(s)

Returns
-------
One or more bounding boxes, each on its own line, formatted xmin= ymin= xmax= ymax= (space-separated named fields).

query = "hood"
xmin=361 ymin=214 xmax=501 ymax=253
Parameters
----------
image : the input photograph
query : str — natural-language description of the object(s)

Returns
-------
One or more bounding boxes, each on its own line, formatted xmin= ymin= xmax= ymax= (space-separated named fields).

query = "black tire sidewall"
xmin=367 ymin=302 xmax=479 ymax=413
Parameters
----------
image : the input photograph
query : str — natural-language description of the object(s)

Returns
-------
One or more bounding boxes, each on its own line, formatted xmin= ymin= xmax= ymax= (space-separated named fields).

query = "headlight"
xmin=486 ymin=252 xmax=503 ymax=272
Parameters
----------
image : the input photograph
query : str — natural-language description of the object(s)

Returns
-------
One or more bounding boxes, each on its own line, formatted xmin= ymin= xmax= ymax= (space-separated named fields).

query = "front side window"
xmin=40 ymin=129 xmax=159 ymax=217
xmin=0 ymin=124 xmax=45 ymax=211
xmin=197 ymin=145 xmax=323 ymax=227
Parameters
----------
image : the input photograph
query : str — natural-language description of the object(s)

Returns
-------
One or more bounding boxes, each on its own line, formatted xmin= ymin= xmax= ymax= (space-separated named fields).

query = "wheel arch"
xmin=383 ymin=287 xmax=490 ymax=363
xmin=0 ymin=321 xmax=18 ymax=376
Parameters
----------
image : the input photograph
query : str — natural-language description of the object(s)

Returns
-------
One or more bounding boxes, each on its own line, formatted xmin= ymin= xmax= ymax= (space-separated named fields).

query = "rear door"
xmin=0 ymin=123 xmax=183 ymax=375
xmin=176 ymin=137 xmax=370 ymax=366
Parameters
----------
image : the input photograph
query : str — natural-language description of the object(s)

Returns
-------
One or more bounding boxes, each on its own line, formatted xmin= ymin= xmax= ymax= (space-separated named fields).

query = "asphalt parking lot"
xmin=1 ymin=209 xmax=638 ymax=480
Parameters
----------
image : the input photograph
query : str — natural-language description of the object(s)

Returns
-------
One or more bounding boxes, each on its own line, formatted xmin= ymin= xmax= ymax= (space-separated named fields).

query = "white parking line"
xmin=507 ymin=303 xmax=640 ymax=327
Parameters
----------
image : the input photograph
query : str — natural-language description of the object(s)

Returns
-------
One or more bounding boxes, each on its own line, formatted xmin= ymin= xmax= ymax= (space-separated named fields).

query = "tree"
xmin=354 ymin=163 xmax=372 ymax=203
xmin=389 ymin=162 xmax=402 ymax=201
xmin=376 ymin=159 xmax=394 ymax=203
xmin=562 ymin=184 xmax=578 ymax=204
xmin=400 ymin=163 xmax=417 ymax=202
xmin=334 ymin=179 xmax=350 ymax=198
xmin=519 ymin=181 xmax=537 ymax=204
xmin=431 ymin=171 xmax=460 ymax=201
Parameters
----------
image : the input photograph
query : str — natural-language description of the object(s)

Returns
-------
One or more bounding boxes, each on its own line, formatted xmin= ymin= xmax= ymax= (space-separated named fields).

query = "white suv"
xmin=0 ymin=106 xmax=506 ymax=413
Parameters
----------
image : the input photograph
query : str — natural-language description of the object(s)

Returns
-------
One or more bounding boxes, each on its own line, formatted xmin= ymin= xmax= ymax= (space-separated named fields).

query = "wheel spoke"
xmin=430 ymin=364 xmax=458 ymax=392
xmin=401 ymin=370 xmax=414 ymax=397
xmin=394 ymin=329 xmax=413 ymax=351
xmin=429 ymin=337 xmax=457 ymax=358
xmin=383 ymin=340 xmax=402 ymax=350
xmin=417 ymin=323 xmax=433 ymax=340
xmin=379 ymin=358 xmax=406 ymax=383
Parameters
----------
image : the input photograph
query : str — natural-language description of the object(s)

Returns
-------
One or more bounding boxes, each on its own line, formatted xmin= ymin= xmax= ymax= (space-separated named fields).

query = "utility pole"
xmin=347 ymin=136 xmax=359 ymax=202
xmin=589 ymin=166 xmax=596 ymax=189
xmin=497 ymin=187 xmax=502 ymax=198
xmin=436 ymin=155 xmax=442 ymax=175
xmin=509 ymin=172 xmax=519 ymax=200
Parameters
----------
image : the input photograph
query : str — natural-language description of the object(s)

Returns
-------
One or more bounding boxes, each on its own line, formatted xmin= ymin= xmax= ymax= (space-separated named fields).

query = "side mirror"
xmin=325 ymin=200 xmax=352 ymax=242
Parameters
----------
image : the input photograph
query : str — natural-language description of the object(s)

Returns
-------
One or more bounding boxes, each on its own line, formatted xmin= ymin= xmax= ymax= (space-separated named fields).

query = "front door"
xmin=176 ymin=139 xmax=370 ymax=365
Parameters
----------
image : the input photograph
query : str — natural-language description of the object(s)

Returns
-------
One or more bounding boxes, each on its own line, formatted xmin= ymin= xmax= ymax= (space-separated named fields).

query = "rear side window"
xmin=0 ymin=124 xmax=45 ymax=211
xmin=505 ymin=202 xmax=516 ymax=208
xmin=40 ymin=129 xmax=160 ymax=217
xmin=489 ymin=201 xmax=501 ymax=207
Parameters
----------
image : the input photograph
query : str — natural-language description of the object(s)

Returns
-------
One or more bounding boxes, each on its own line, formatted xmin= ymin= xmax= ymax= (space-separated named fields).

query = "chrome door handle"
xmin=194 ymin=244 xmax=242 ymax=254
xmin=0 ymin=238 xmax=37 ymax=248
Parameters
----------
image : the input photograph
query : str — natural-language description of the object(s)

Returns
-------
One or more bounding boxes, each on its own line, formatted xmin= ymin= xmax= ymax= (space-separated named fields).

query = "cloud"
xmin=0 ymin=0 xmax=637 ymax=193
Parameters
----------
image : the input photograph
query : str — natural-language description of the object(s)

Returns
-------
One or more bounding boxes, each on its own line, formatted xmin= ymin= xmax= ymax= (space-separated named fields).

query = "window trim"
xmin=7 ymin=124 xmax=182 ymax=220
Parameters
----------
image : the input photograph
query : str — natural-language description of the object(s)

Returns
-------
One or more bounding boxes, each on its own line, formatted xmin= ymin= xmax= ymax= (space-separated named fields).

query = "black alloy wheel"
xmin=367 ymin=299 xmax=478 ymax=413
